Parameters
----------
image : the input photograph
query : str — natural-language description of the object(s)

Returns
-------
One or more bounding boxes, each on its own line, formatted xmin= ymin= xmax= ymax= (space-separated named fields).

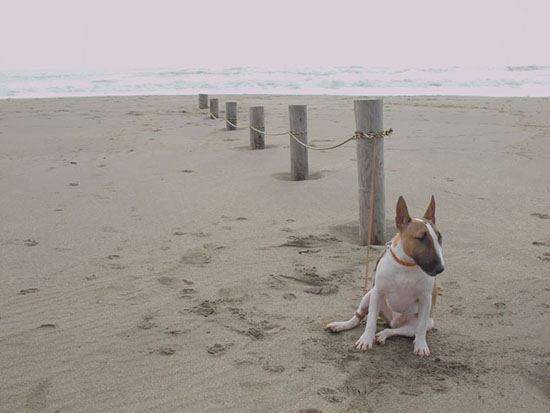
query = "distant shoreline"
xmin=2 ymin=65 xmax=550 ymax=99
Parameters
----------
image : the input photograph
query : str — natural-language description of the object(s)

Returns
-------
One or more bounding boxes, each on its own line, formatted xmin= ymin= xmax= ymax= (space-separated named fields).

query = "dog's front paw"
xmin=355 ymin=332 xmax=375 ymax=351
xmin=413 ymin=338 xmax=430 ymax=356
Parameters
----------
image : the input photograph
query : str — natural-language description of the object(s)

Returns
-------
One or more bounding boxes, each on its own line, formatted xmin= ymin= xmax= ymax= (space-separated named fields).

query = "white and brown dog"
xmin=327 ymin=196 xmax=444 ymax=356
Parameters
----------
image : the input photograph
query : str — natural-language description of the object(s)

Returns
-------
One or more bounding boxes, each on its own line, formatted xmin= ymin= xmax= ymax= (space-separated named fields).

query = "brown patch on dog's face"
xmin=399 ymin=219 xmax=443 ymax=276
xmin=395 ymin=196 xmax=444 ymax=276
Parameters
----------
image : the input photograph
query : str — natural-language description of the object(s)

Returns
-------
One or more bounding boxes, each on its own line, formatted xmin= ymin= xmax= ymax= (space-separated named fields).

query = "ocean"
xmin=1 ymin=65 xmax=549 ymax=99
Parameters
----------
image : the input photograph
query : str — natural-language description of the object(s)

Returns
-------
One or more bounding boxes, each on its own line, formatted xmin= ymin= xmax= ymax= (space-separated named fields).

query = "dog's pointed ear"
xmin=423 ymin=195 xmax=436 ymax=223
xmin=396 ymin=196 xmax=411 ymax=229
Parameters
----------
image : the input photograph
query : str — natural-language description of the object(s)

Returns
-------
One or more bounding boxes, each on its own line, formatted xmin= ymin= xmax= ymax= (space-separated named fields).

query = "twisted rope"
xmin=192 ymin=106 xmax=393 ymax=151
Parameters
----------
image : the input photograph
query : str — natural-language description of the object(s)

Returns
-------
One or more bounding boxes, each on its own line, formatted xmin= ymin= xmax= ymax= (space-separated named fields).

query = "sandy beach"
xmin=1 ymin=94 xmax=549 ymax=412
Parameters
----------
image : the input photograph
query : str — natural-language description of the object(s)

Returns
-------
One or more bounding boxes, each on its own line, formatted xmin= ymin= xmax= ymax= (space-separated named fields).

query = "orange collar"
xmin=389 ymin=247 xmax=417 ymax=267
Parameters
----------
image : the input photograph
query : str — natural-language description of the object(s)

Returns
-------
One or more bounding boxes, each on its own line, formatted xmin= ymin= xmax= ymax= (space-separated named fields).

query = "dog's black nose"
xmin=434 ymin=264 xmax=445 ymax=275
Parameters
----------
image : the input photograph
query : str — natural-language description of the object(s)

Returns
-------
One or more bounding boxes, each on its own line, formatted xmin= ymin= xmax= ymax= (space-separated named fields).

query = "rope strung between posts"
xmin=196 ymin=106 xmax=393 ymax=151
xmin=222 ymin=116 xmax=248 ymax=130
xmin=289 ymin=129 xmax=393 ymax=151
xmin=249 ymin=125 xmax=290 ymax=136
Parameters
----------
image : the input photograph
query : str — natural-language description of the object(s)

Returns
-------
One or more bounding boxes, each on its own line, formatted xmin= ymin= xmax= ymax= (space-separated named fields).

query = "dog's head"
xmin=395 ymin=195 xmax=445 ymax=276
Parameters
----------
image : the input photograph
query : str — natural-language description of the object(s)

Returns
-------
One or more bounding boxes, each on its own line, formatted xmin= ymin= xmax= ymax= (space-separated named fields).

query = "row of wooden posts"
xmin=197 ymin=93 xmax=386 ymax=246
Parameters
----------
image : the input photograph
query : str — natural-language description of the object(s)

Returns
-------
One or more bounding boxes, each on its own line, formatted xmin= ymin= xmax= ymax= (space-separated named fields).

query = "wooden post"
xmin=225 ymin=101 xmax=237 ymax=130
xmin=198 ymin=93 xmax=208 ymax=109
xmin=289 ymin=105 xmax=308 ymax=181
xmin=249 ymin=106 xmax=265 ymax=149
xmin=209 ymin=98 xmax=219 ymax=119
xmin=354 ymin=99 xmax=385 ymax=245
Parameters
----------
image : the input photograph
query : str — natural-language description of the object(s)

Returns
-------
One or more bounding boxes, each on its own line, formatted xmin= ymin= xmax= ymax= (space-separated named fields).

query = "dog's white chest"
xmin=375 ymin=252 xmax=434 ymax=315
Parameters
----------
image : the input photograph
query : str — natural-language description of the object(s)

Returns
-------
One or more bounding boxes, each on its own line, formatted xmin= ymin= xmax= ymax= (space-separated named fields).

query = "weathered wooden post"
xmin=249 ymin=106 xmax=265 ymax=149
xmin=198 ymin=93 xmax=208 ymax=109
xmin=209 ymin=98 xmax=219 ymax=119
xmin=354 ymin=99 xmax=385 ymax=245
xmin=289 ymin=105 xmax=308 ymax=181
xmin=225 ymin=101 xmax=237 ymax=130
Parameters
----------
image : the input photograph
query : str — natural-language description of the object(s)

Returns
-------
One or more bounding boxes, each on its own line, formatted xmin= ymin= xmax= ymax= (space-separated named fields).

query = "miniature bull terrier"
xmin=327 ymin=196 xmax=444 ymax=356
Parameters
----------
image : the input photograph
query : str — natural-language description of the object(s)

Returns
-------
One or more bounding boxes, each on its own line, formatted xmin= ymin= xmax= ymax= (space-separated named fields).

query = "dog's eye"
xmin=414 ymin=233 xmax=427 ymax=242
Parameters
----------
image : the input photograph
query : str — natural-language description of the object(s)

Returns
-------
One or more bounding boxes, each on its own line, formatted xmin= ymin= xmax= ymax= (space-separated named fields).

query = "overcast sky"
xmin=1 ymin=0 xmax=549 ymax=70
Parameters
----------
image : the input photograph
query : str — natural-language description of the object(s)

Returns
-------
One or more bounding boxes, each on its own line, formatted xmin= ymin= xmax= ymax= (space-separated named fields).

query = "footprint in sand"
xmin=165 ymin=328 xmax=186 ymax=336
xmin=298 ymin=249 xmax=321 ymax=254
xmin=221 ymin=215 xmax=248 ymax=222
xmin=207 ymin=343 xmax=230 ymax=356
xmin=230 ymin=316 xmax=280 ymax=341
xmin=279 ymin=234 xmax=341 ymax=248
xmin=532 ymin=212 xmax=550 ymax=219
xmin=37 ymin=324 xmax=57 ymax=330
xmin=450 ymin=304 xmax=465 ymax=315
xmin=104 ymin=251 xmax=122 ymax=264
xmin=258 ymin=357 xmax=285 ymax=373
xmin=18 ymin=288 xmax=39 ymax=295
xmin=24 ymin=239 xmax=39 ymax=247
xmin=137 ymin=314 xmax=157 ymax=330
xmin=181 ymin=248 xmax=212 ymax=265
xmin=203 ymin=243 xmax=226 ymax=251
xmin=317 ymin=387 xmax=343 ymax=404
xmin=191 ymin=300 xmax=216 ymax=317
xmin=271 ymin=265 xmax=339 ymax=295
xmin=150 ymin=347 xmax=175 ymax=356
xmin=304 ymin=285 xmax=339 ymax=295
xmin=157 ymin=276 xmax=179 ymax=287
xmin=245 ymin=327 xmax=265 ymax=340
xmin=532 ymin=238 xmax=550 ymax=262
xmin=180 ymin=288 xmax=197 ymax=298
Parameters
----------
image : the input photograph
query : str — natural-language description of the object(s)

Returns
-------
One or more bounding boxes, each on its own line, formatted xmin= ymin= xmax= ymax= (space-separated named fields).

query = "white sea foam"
xmin=1 ymin=65 xmax=549 ymax=99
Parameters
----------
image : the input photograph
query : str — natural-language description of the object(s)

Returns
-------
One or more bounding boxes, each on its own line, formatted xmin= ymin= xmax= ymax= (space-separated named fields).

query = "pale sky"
xmin=1 ymin=0 xmax=549 ymax=70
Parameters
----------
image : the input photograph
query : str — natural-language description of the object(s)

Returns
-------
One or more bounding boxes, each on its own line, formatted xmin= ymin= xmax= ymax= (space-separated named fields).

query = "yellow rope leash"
xmin=363 ymin=136 xmax=378 ymax=295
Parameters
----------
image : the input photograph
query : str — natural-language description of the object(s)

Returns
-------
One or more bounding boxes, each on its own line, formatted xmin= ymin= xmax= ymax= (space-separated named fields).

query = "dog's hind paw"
xmin=375 ymin=330 xmax=389 ymax=345
xmin=326 ymin=318 xmax=360 ymax=333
